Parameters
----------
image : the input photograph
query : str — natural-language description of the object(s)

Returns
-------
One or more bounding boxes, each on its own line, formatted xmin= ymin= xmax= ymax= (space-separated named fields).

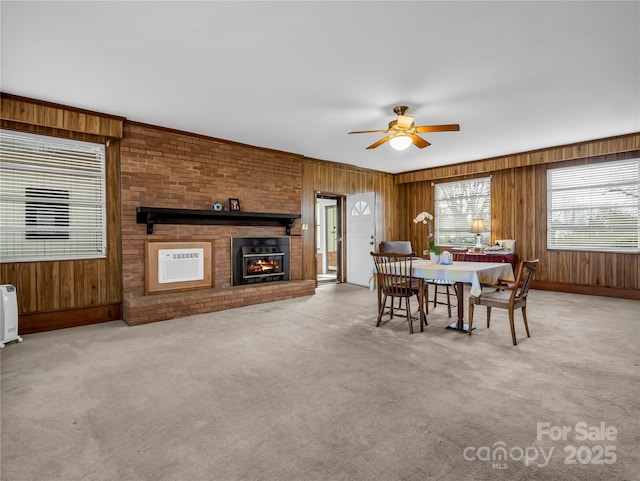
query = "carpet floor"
xmin=1 ymin=284 xmax=639 ymax=481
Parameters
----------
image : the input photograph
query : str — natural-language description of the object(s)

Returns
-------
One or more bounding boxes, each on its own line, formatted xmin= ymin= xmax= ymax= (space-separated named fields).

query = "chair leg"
xmin=406 ymin=298 xmax=414 ymax=334
xmin=377 ymin=295 xmax=387 ymax=327
xmin=522 ymin=306 xmax=531 ymax=337
xmin=509 ymin=309 xmax=517 ymax=345
xmin=420 ymin=292 xmax=428 ymax=326
xmin=445 ymin=286 xmax=452 ymax=318
xmin=468 ymin=301 xmax=474 ymax=335
xmin=486 ymin=307 xmax=492 ymax=328
xmin=424 ymin=286 xmax=429 ymax=315
xmin=414 ymin=293 xmax=426 ymax=330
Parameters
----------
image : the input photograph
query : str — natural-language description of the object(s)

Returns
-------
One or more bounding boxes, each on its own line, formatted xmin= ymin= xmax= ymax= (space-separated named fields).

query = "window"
xmin=547 ymin=159 xmax=639 ymax=252
xmin=434 ymin=177 xmax=491 ymax=247
xmin=0 ymin=130 xmax=106 ymax=262
xmin=350 ymin=200 xmax=371 ymax=216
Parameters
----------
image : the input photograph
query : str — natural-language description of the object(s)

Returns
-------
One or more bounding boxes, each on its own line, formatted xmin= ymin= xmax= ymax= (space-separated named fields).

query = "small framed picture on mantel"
xmin=229 ymin=198 xmax=241 ymax=211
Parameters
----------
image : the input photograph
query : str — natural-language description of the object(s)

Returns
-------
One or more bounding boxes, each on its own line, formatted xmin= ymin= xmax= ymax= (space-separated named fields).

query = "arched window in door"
xmin=351 ymin=200 xmax=371 ymax=216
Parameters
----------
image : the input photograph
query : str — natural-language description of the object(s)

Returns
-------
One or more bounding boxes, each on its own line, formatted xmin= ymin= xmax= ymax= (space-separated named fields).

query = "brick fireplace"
xmin=119 ymin=122 xmax=315 ymax=326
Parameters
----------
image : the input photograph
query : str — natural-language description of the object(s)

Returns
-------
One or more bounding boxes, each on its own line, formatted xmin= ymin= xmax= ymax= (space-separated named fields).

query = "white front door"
xmin=346 ymin=192 xmax=376 ymax=287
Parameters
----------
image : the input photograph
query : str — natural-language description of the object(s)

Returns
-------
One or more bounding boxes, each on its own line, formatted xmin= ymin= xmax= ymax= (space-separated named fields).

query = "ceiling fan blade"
xmin=348 ymin=129 xmax=391 ymax=134
xmin=410 ymin=134 xmax=431 ymax=149
xmin=366 ymin=135 xmax=394 ymax=149
xmin=414 ymin=124 xmax=460 ymax=133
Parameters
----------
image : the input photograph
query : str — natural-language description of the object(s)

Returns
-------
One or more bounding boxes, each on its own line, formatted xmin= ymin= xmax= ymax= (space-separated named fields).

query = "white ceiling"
xmin=1 ymin=1 xmax=638 ymax=174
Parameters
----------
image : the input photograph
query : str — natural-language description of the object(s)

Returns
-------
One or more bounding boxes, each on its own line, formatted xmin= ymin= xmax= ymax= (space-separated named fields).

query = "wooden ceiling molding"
xmin=0 ymin=93 xmax=125 ymax=139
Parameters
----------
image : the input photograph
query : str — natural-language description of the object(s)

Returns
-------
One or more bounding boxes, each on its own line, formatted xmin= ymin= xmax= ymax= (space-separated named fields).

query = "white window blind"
xmin=547 ymin=159 xmax=639 ymax=252
xmin=0 ymin=130 xmax=106 ymax=262
xmin=434 ymin=177 xmax=491 ymax=247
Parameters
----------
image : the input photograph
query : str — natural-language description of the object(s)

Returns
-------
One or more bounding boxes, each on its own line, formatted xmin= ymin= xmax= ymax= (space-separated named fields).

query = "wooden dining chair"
xmin=370 ymin=252 xmax=426 ymax=334
xmin=468 ymin=259 xmax=539 ymax=345
xmin=426 ymin=251 xmax=466 ymax=317
xmin=378 ymin=241 xmax=428 ymax=316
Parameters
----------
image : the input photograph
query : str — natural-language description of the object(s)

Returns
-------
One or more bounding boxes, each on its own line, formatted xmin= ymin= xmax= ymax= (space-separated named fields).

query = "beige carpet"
xmin=1 ymin=284 xmax=639 ymax=481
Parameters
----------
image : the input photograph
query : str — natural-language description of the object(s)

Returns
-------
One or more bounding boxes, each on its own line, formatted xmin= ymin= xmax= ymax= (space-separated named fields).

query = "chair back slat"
xmin=514 ymin=259 xmax=539 ymax=300
xmin=370 ymin=252 xmax=417 ymax=298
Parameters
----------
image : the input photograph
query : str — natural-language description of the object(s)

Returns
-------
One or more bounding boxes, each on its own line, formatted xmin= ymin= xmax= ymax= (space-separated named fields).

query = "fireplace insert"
xmin=231 ymin=237 xmax=291 ymax=286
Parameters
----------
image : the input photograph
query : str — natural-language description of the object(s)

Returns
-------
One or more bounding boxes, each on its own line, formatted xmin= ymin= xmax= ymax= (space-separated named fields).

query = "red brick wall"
xmin=120 ymin=122 xmax=311 ymax=324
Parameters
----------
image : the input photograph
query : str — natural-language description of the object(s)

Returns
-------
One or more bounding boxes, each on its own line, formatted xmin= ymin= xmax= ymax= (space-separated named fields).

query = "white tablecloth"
xmin=372 ymin=260 xmax=514 ymax=297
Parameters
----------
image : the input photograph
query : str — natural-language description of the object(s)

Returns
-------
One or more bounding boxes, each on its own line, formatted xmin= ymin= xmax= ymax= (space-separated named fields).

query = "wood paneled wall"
xmin=398 ymin=133 xmax=640 ymax=299
xmin=301 ymin=158 xmax=400 ymax=281
xmin=0 ymin=94 xmax=123 ymax=333
xmin=395 ymin=133 xmax=640 ymax=184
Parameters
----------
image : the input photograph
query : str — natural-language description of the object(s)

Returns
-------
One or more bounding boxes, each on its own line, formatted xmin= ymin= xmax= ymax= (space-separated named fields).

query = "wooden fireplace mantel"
xmin=136 ymin=207 xmax=301 ymax=235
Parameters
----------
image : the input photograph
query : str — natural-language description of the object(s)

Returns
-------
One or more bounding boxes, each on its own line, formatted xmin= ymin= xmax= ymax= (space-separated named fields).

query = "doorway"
xmin=316 ymin=194 xmax=343 ymax=284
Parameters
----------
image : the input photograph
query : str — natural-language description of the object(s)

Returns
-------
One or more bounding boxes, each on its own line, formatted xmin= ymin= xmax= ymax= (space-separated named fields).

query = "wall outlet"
xmin=423 ymin=250 xmax=428 ymax=255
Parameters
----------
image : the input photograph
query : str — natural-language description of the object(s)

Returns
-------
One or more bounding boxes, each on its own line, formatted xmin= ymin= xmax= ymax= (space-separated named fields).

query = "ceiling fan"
xmin=348 ymin=106 xmax=460 ymax=150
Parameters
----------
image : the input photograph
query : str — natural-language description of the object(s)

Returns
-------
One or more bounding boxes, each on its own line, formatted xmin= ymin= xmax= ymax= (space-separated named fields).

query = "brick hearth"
xmin=123 ymin=280 xmax=315 ymax=326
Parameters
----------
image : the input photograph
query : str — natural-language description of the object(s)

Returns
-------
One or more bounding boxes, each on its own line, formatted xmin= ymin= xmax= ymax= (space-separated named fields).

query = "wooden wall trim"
xmin=17 ymin=303 xmax=122 ymax=335
xmin=395 ymin=132 xmax=640 ymax=184
xmin=532 ymin=281 xmax=640 ymax=301
xmin=0 ymin=92 xmax=124 ymax=138
xmin=0 ymin=120 xmax=107 ymax=144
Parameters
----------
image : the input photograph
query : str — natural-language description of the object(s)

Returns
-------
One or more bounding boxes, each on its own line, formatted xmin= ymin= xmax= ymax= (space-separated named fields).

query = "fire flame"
xmin=248 ymin=259 xmax=280 ymax=274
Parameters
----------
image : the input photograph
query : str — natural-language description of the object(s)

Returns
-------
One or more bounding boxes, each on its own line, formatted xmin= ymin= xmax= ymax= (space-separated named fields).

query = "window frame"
xmin=0 ymin=129 xmax=107 ymax=263
xmin=546 ymin=158 xmax=639 ymax=253
xmin=434 ymin=176 xmax=492 ymax=248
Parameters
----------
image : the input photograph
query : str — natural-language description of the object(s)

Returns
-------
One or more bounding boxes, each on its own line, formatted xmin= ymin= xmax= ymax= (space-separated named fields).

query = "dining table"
xmin=374 ymin=259 xmax=515 ymax=332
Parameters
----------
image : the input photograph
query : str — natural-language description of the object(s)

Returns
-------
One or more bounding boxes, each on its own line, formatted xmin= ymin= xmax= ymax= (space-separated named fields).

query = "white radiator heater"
xmin=0 ymin=285 xmax=23 ymax=348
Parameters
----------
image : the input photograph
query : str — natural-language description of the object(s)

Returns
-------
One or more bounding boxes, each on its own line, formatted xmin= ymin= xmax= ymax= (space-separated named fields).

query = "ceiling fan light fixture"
xmin=348 ymin=105 xmax=459 ymax=151
xmin=389 ymin=134 xmax=413 ymax=151
xmin=396 ymin=115 xmax=414 ymax=129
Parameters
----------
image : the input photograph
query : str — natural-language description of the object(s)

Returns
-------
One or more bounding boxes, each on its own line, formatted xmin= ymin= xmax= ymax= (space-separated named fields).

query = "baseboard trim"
xmin=18 ymin=303 xmax=123 ymax=334
xmin=532 ymin=281 xmax=640 ymax=300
